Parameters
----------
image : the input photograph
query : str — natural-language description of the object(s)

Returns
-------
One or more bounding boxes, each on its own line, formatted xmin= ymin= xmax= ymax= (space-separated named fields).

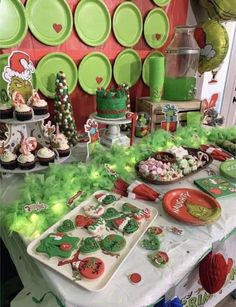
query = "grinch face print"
xmin=2 ymin=51 xmax=35 ymax=102
xmin=8 ymin=77 xmax=33 ymax=102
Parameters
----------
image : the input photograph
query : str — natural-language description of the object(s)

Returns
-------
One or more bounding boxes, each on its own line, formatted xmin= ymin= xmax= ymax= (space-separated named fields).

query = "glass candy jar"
xmin=163 ymin=26 xmax=200 ymax=101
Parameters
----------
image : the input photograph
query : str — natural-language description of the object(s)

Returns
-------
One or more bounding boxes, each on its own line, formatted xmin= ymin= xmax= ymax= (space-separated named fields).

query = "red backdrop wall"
xmin=0 ymin=0 xmax=189 ymax=131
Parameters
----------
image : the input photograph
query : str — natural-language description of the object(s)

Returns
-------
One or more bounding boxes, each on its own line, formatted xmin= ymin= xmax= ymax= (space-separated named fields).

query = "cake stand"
xmin=90 ymin=113 xmax=132 ymax=147
xmin=0 ymin=113 xmax=70 ymax=174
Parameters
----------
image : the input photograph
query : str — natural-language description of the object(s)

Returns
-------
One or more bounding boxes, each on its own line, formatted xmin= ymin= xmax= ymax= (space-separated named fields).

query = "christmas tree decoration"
xmin=54 ymin=71 xmax=78 ymax=146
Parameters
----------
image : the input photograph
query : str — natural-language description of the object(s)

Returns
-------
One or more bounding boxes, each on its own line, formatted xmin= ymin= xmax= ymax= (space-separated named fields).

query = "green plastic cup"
xmin=149 ymin=55 xmax=165 ymax=102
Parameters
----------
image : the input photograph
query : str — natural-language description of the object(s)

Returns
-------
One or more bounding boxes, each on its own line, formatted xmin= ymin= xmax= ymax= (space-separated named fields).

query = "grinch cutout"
xmin=161 ymin=104 xmax=179 ymax=132
xmin=2 ymin=51 xmax=35 ymax=101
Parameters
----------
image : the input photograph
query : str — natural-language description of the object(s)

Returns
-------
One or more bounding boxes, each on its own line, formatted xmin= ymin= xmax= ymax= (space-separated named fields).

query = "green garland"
xmin=2 ymin=126 xmax=236 ymax=238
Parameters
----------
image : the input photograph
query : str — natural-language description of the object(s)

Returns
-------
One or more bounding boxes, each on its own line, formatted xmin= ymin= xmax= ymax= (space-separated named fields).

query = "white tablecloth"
xmin=1 ymin=161 xmax=236 ymax=307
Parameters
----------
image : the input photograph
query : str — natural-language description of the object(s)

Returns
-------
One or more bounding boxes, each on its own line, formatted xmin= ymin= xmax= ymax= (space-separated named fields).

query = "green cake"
xmin=96 ymin=87 xmax=127 ymax=119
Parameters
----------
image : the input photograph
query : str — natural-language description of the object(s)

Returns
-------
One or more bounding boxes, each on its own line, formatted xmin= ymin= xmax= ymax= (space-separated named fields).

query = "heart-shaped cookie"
xmin=57 ymin=219 xmax=75 ymax=232
xmin=75 ymin=215 xmax=96 ymax=228
xmin=80 ymin=237 xmax=100 ymax=254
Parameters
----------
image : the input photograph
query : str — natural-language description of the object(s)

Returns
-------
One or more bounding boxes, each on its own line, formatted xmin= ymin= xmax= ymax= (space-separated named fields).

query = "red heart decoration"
xmin=53 ymin=23 xmax=62 ymax=33
xmin=96 ymin=77 xmax=103 ymax=84
xmin=155 ymin=33 xmax=162 ymax=40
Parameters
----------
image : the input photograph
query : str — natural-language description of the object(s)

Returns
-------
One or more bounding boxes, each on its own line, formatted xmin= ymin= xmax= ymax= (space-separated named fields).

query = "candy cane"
xmin=12 ymin=91 xmax=25 ymax=107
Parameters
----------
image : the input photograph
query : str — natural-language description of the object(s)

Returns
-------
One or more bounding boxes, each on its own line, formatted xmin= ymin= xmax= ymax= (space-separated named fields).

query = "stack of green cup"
xmin=149 ymin=55 xmax=165 ymax=102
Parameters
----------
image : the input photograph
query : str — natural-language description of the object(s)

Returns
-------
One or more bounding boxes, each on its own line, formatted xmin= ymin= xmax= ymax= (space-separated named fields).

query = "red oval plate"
xmin=162 ymin=188 xmax=221 ymax=225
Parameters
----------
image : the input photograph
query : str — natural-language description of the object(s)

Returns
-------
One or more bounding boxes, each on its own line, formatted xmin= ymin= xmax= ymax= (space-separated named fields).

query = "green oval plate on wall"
xmin=78 ymin=52 xmax=112 ymax=95
xmin=36 ymin=53 xmax=77 ymax=98
xmin=144 ymin=8 xmax=170 ymax=49
xmin=153 ymin=0 xmax=171 ymax=6
xmin=113 ymin=49 xmax=142 ymax=87
xmin=74 ymin=0 xmax=111 ymax=47
xmin=26 ymin=0 xmax=73 ymax=46
xmin=113 ymin=2 xmax=143 ymax=47
xmin=0 ymin=0 xmax=28 ymax=48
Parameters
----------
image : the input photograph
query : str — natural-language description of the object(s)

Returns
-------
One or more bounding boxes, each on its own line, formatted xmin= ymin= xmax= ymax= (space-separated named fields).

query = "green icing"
xmin=36 ymin=233 xmax=80 ymax=258
xmin=57 ymin=219 xmax=75 ymax=232
xmin=186 ymin=203 xmax=220 ymax=221
xmin=141 ymin=234 xmax=160 ymax=250
xmin=123 ymin=219 xmax=139 ymax=234
xmin=102 ymin=195 xmax=116 ymax=205
xmin=80 ymin=237 xmax=100 ymax=254
xmin=101 ymin=234 xmax=126 ymax=253
xmin=102 ymin=208 xmax=121 ymax=220
xmin=122 ymin=203 xmax=139 ymax=214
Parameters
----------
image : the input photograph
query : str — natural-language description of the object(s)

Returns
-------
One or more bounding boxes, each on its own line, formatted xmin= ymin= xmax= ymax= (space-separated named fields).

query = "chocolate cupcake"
xmin=15 ymin=104 xmax=33 ymax=121
xmin=17 ymin=153 xmax=36 ymax=170
xmin=28 ymin=90 xmax=48 ymax=115
xmin=51 ymin=132 xmax=70 ymax=157
xmin=37 ymin=147 xmax=55 ymax=165
xmin=0 ymin=150 xmax=17 ymax=170
xmin=0 ymin=103 xmax=13 ymax=119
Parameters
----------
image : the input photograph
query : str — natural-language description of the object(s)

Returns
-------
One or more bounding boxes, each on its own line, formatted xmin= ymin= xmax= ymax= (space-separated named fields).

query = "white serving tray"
xmin=27 ymin=190 xmax=158 ymax=292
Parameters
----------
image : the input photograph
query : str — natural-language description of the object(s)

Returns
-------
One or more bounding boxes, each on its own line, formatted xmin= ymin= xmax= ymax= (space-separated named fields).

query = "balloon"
xmin=200 ymin=0 xmax=236 ymax=21
xmin=194 ymin=20 xmax=229 ymax=73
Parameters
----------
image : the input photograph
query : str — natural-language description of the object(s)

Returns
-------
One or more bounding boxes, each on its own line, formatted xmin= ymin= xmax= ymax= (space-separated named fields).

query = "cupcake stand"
xmin=90 ymin=112 xmax=132 ymax=147
xmin=0 ymin=114 xmax=70 ymax=174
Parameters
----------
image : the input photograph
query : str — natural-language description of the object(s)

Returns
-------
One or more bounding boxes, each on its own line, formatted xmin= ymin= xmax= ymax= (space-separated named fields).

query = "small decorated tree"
xmin=54 ymin=71 xmax=78 ymax=146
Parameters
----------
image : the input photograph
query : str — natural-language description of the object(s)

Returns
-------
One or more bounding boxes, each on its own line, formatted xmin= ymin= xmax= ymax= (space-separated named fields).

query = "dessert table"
xmin=1 ymin=159 xmax=236 ymax=307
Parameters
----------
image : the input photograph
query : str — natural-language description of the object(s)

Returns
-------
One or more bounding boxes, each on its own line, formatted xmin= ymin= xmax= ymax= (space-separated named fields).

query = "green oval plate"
xmin=26 ymin=0 xmax=73 ymax=46
xmin=220 ymin=160 xmax=236 ymax=183
xmin=113 ymin=2 xmax=143 ymax=47
xmin=36 ymin=52 xmax=77 ymax=98
xmin=0 ymin=0 xmax=27 ymax=48
xmin=0 ymin=54 xmax=38 ymax=102
xmin=153 ymin=0 xmax=171 ymax=6
xmin=113 ymin=49 xmax=142 ymax=87
xmin=78 ymin=52 xmax=112 ymax=95
xmin=144 ymin=8 xmax=170 ymax=48
xmin=142 ymin=51 xmax=164 ymax=86
xmin=74 ymin=0 xmax=111 ymax=47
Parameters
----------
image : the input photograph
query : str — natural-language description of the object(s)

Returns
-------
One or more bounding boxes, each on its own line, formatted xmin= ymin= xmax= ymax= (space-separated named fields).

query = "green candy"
xmin=57 ymin=219 xmax=75 ymax=232
xmin=80 ymin=237 xmax=100 ymax=254
xmin=36 ymin=233 xmax=80 ymax=258
xmin=102 ymin=208 xmax=122 ymax=220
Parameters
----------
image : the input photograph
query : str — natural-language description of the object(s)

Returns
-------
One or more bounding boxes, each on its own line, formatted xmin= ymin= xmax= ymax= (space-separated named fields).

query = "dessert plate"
xmin=0 ymin=54 xmax=38 ymax=101
xmin=162 ymin=188 xmax=221 ymax=225
xmin=36 ymin=53 xmax=77 ymax=98
xmin=78 ymin=52 xmax=112 ymax=95
xmin=27 ymin=191 xmax=158 ymax=292
xmin=153 ymin=0 xmax=171 ymax=6
xmin=74 ymin=0 xmax=111 ymax=46
xmin=220 ymin=160 xmax=236 ymax=183
xmin=113 ymin=2 xmax=143 ymax=47
xmin=0 ymin=0 xmax=27 ymax=48
xmin=144 ymin=8 xmax=170 ymax=48
xmin=113 ymin=49 xmax=142 ymax=87
xmin=25 ymin=0 xmax=73 ymax=46
xmin=142 ymin=51 xmax=164 ymax=86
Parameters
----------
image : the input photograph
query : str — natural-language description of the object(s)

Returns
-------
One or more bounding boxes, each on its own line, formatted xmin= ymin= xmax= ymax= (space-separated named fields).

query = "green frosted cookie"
xmin=57 ymin=219 xmax=75 ymax=232
xmin=141 ymin=234 xmax=160 ymax=250
xmin=36 ymin=233 xmax=80 ymax=258
xmin=148 ymin=251 xmax=169 ymax=267
xmin=124 ymin=219 xmax=139 ymax=234
xmin=102 ymin=208 xmax=122 ymax=220
xmin=80 ymin=237 xmax=100 ymax=254
xmin=122 ymin=203 xmax=139 ymax=214
xmin=101 ymin=234 xmax=126 ymax=253
xmin=112 ymin=216 xmax=139 ymax=234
